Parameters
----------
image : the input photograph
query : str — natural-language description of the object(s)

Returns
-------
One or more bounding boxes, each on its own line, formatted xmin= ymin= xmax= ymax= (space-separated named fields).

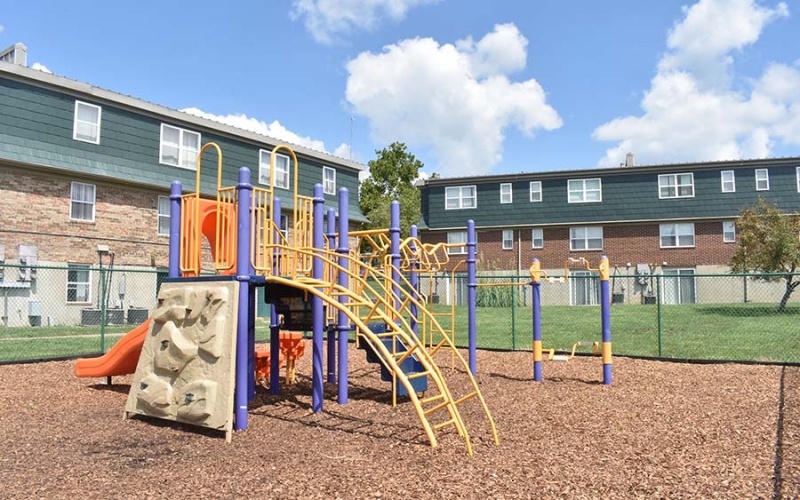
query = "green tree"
xmin=359 ymin=142 xmax=424 ymax=236
xmin=729 ymin=197 xmax=800 ymax=312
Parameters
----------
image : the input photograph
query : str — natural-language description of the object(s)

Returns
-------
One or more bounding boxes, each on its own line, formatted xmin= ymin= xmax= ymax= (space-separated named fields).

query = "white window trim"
xmin=500 ymin=183 xmax=513 ymax=204
xmin=447 ymin=231 xmax=468 ymax=255
xmin=259 ymin=150 xmax=290 ymax=189
xmin=755 ymin=168 xmax=769 ymax=191
xmin=159 ymin=123 xmax=201 ymax=170
xmin=502 ymin=229 xmax=514 ymax=250
xmin=796 ymin=167 xmax=800 ymax=193
xmin=659 ymin=223 xmax=696 ymax=248
xmin=722 ymin=221 xmax=736 ymax=243
xmin=721 ymin=170 xmax=735 ymax=193
xmin=569 ymin=226 xmax=603 ymax=251
xmin=531 ymin=228 xmax=544 ymax=249
xmin=529 ymin=181 xmax=542 ymax=202
xmin=567 ymin=178 xmax=602 ymax=204
xmin=70 ymin=181 xmax=96 ymax=222
xmin=66 ymin=263 xmax=92 ymax=305
xmin=323 ymin=166 xmax=336 ymax=195
xmin=445 ymin=186 xmax=477 ymax=210
xmin=658 ymin=173 xmax=695 ymax=199
xmin=157 ymin=195 xmax=170 ymax=236
xmin=73 ymin=101 xmax=102 ymax=144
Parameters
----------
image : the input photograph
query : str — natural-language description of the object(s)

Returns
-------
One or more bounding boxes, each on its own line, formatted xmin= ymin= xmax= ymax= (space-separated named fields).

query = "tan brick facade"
xmin=422 ymin=221 xmax=738 ymax=272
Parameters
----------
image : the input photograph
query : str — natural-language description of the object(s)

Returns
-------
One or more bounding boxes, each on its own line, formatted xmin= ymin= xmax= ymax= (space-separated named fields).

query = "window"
xmin=280 ymin=214 xmax=289 ymax=240
xmin=529 ymin=181 xmax=542 ymax=202
xmin=721 ymin=170 xmax=735 ymax=193
xmin=568 ymin=179 xmax=602 ymax=203
xmin=756 ymin=169 xmax=769 ymax=191
xmin=70 ymin=182 xmax=96 ymax=222
xmin=73 ymin=101 xmax=101 ymax=144
xmin=569 ymin=226 xmax=603 ymax=251
xmin=723 ymin=221 xmax=736 ymax=243
xmin=445 ymin=186 xmax=477 ymax=210
xmin=531 ymin=228 xmax=543 ymax=249
xmin=67 ymin=264 xmax=91 ymax=303
xmin=797 ymin=167 xmax=800 ymax=192
xmin=158 ymin=196 xmax=170 ymax=236
xmin=659 ymin=173 xmax=694 ymax=198
xmin=502 ymin=230 xmax=513 ymax=249
xmin=660 ymin=223 xmax=695 ymax=248
xmin=160 ymin=124 xmax=200 ymax=170
xmin=259 ymin=150 xmax=290 ymax=189
xmin=500 ymin=183 xmax=512 ymax=204
xmin=447 ymin=231 xmax=467 ymax=254
xmin=323 ymin=167 xmax=336 ymax=195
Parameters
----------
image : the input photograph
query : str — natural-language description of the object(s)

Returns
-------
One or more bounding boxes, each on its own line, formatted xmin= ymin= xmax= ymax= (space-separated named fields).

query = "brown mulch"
xmin=1 ymin=343 xmax=797 ymax=499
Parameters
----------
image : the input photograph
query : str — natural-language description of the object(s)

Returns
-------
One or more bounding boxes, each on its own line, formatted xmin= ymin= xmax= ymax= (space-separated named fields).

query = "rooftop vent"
xmin=623 ymin=152 xmax=635 ymax=167
xmin=0 ymin=43 xmax=27 ymax=66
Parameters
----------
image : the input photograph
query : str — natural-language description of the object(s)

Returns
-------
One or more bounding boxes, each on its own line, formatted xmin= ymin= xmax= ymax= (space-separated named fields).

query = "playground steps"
xmin=358 ymin=322 xmax=428 ymax=396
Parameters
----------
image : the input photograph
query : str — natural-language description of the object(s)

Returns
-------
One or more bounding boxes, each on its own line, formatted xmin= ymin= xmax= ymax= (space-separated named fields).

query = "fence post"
xmin=511 ymin=274 xmax=516 ymax=350
xmin=657 ymin=273 xmax=663 ymax=357
xmin=100 ymin=267 xmax=107 ymax=352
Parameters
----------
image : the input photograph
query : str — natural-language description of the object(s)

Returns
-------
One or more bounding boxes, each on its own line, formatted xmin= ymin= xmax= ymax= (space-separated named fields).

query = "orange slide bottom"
xmin=74 ymin=318 xmax=151 ymax=378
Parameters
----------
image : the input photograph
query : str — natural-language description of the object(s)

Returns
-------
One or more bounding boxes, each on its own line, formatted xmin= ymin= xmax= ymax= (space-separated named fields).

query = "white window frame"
xmin=659 ymin=223 xmax=695 ymax=248
xmin=659 ymin=173 xmax=695 ymax=199
xmin=73 ymin=101 xmax=102 ymax=144
xmin=159 ymin=124 xmax=201 ymax=170
xmin=445 ymin=186 xmax=477 ymax=210
xmin=531 ymin=228 xmax=543 ymax=249
xmin=529 ymin=181 xmax=542 ymax=202
xmin=569 ymin=226 xmax=603 ymax=251
xmin=66 ymin=264 xmax=92 ymax=304
xmin=722 ymin=221 xmax=736 ymax=243
xmin=797 ymin=167 xmax=800 ymax=193
xmin=502 ymin=229 xmax=513 ymax=250
xmin=157 ymin=195 xmax=170 ymax=236
xmin=259 ymin=149 xmax=290 ymax=189
xmin=756 ymin=169 xmax=769 ymax=191
xmin=500 ymin=183 xmax=512 ymax=204
xmin=280 ymin=214 xmax=289 ymax=240
xmin=721 ymin=170 xmax=735 ymax=193
xmin=567 ymin=178 xmax=602 ymax=203
xmin=323 ymin=166 xmax=336 ymax=195
xmin=70 ymin=181 xmax=96 ymax=222
xmin=447 ymin=231 xmax=467 ymax=255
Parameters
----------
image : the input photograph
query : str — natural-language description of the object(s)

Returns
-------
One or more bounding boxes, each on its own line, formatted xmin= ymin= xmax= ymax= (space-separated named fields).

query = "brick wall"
xmin=422 ymin=221 xmax=739 ymax=271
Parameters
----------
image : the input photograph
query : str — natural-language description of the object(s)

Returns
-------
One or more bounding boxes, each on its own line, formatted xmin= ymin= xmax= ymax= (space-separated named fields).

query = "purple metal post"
xmin=168 ymin=180 xmax=182 ymax=278
xmin=269 ymin=197 xmax=282 ymax=394
xmin=390 ymin=201 xmax=401 ymax=315
xmin=409 ymin=225 xmax=419 ymax=337
xmin=234 ymin=167 xmax=253 ymax=430
xmin=248 ymin=284 xmax=256 ymax=400
xmin=326 ymin=208 xmax=337 ymax=384
xmin=312 ymin=184 xmax=325 ymax=412
xmin=337 ymin=188 xmax=350 ymax=404
xmin=531 ymin=259 xmax=542 ymax=382
xmin=467 ymin=220 xmax=477 ymax=375
xmin=600 ymin=255 xmax=612 ymax=385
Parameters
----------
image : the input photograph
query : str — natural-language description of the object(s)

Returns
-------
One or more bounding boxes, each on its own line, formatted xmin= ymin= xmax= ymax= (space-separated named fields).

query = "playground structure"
xmin=75 ymin=142 xmax=498 ymax=455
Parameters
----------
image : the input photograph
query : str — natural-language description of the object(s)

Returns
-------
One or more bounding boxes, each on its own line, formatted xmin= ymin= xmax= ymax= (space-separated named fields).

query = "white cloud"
xmin=593 ymin=0 xmax=798 ymax=167
xmin=181 ymin=107 xmax=327 ymax=152
xmin=291 ymin=0 xmax=438 ymax=44
xmin=333 ymin=142 xmax=353 ymax=159
xmin=0 ymin=24 xmax=5 ymax=34
xmin=345 ymin=23 xmax=562 ymax=176
xmin=30 ymin=62 xmax=52 ymax=74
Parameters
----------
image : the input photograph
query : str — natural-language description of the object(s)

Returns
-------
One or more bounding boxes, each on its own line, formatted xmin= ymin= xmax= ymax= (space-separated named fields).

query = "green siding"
xmin=0 ymin=76 xmax=365 ymax=221
xmin=422 ymin=165 xmax=800 ymax=228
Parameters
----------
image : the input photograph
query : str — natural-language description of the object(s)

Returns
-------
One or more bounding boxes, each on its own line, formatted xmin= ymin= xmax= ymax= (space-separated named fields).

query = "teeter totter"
xmin=542 ymin=341 xmax=601 ymax=362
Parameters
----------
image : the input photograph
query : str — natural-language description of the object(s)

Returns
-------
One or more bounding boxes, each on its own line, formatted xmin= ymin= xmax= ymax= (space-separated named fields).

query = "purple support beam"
xmin=168 ymin=181 xmax=182 ymax=278
xmin=337 ymin=188 xmax=350 ymax=405
xmin=390 ymin=201 xmax=401 ymax=316
xmin=467 ymin=220 xmax=477 ymax=375
xmin=312 ymin=184 xmax=325 ymax=412
xmin=531 ymin=259 xmax=542 ymax=382
xmin=234 ymin=167 xmax=253 ymax=430
xmin=269 ymin=197 xmax=282 ymax=394
xmin=248 ymin=284 xmax=256 ymax=400
xmin=326 ymin=208 xmax=337 ymax=384
xmin=600 ymin=255 xmax=612 ymax=385
xmin=409 ymin=225 xmax=419 ymax=337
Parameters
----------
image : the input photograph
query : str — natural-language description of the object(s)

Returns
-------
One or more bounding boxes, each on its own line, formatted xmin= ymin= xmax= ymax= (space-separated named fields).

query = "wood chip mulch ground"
xmin=1 ymin=343 xmax=798 ymax=499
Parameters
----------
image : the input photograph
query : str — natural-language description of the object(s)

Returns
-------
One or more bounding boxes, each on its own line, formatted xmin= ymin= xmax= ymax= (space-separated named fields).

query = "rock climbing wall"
xmin=124 ymin=280 xmax=239 ymax=434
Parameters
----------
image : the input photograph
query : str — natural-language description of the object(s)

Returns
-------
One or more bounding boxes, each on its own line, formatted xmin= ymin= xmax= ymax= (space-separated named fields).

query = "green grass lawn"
xmin=2 ymin=302 xmax=799 ymax=364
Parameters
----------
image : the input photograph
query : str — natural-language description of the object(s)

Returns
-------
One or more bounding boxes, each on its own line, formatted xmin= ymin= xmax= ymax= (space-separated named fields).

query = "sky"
xmin=2 ymin=0 xmax=799 ymax=180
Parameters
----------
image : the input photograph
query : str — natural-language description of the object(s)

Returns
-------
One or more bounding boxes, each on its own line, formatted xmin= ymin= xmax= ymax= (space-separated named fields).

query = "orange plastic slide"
xmin=74 ymin=318 xmax=151 ymax=378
